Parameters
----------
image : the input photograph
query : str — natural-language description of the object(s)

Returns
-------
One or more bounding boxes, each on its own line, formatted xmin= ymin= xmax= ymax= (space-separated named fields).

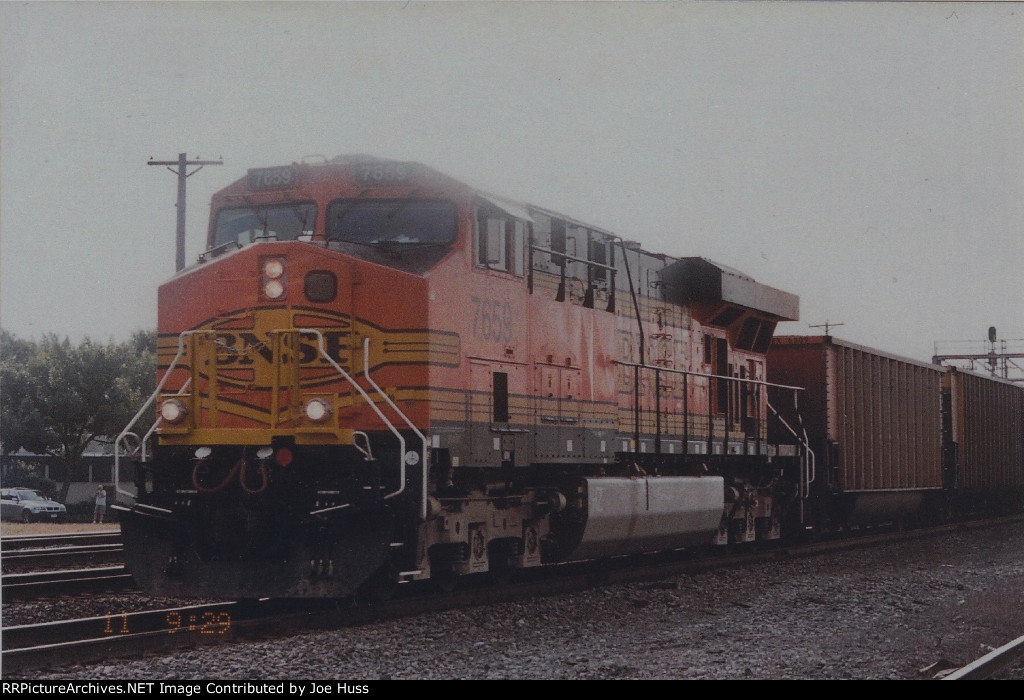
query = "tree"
xmin=0 ymin=331 xmax=50 ymax=456
xmin=0 ymin=329 xmax=156 ymax=502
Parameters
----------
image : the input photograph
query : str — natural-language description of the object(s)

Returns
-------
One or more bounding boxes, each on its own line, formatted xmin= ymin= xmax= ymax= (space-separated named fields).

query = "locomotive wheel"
xmin=432 ymin=567 xmax=459 ymax=594
xmin=489 ymin=562 xmax=514 ymax=586
xmin=358 ymin=559 xmax=400 ymax=603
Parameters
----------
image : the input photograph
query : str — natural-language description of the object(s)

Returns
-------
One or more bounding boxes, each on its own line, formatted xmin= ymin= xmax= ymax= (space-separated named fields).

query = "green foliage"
xmin=0 ymin=460 xmax=59 ymax=499
xmin=0 ymin=329 xmax=156 ymax=500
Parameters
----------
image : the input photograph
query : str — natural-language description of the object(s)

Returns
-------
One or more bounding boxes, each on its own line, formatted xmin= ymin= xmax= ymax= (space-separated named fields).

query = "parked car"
xmin=0 ymin=488 xmax=68 ymax=523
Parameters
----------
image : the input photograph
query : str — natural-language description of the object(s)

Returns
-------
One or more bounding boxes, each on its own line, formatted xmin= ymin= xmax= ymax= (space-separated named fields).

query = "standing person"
xmin=94 ymin=485 xmax=107 ymax=524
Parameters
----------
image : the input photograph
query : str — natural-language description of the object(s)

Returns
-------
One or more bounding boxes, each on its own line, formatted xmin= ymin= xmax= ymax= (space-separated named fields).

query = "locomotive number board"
xmin=248 ymin=166 xmax=298 ymax=190
xmin=354 ymin=161 xmax=417 ymax=185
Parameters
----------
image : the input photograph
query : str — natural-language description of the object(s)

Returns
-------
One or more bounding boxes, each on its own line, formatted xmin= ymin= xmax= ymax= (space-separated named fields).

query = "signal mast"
xmin=932 ymin=327 xmax=1024 ymax=383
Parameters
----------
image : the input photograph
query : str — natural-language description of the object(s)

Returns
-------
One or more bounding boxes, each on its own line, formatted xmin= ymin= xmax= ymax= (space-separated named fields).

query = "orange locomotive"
xmin=118 ymin=156 xmax=806 ymax=598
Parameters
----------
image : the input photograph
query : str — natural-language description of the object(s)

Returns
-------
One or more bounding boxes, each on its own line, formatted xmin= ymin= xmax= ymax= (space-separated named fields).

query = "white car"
xmin=0 ymin=487 xmax=68 ymax=523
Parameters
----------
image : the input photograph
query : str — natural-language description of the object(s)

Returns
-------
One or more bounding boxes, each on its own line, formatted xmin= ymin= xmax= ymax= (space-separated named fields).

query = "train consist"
xmin=117 ymin=155 xmax=1024 ymax=599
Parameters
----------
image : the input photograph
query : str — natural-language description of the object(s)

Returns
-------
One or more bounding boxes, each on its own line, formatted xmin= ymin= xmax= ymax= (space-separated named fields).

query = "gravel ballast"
xmin=4 ymin=521 xmax=1022 ymax=680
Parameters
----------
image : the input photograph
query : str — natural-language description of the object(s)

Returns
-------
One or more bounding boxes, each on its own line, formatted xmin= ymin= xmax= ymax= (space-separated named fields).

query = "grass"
xmin=0 ymin=521 xmax=121 ymax=536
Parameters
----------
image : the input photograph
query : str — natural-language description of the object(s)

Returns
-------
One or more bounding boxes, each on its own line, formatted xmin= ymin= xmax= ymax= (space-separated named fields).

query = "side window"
xmin=476 ymin=208 xmax=525 ymax=276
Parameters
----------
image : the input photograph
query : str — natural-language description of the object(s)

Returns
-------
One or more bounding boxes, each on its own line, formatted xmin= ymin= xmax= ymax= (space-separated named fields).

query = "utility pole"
xmin=809 ymin=320 xmax=844 ymax=337
xmin=148 ymin=153 xmax=223 ymax=271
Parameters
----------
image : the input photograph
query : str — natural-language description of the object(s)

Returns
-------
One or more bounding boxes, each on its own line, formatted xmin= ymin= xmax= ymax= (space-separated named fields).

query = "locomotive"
xmin=116 ymin=155 xmax=1023 ymax=600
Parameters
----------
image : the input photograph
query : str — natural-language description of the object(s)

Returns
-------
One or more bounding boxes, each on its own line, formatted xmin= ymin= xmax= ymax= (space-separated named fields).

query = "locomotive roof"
xmin=229 ymin=155 xmax=799 ymax=321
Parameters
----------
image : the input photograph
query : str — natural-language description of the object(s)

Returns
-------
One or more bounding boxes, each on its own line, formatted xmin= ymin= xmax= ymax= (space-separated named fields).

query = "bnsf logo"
xmin=213 ymin=331 xmax=351 ymax=369
xmin=167 ymin=308 xmax=361 ymax=390
xmin=203 ymin=329 xmax=353 ymax=390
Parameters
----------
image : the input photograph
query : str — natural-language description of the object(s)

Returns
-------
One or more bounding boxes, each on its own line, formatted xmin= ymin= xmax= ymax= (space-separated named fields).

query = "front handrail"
xmin=113 ymin=331 xmax=206 ymax=501
xmin=296 ymin=329 xmax=407 ymax=503
xmin=140 ymin=377 xmax=193 ymax=454
xmin=362 ymin=336 xmax=429 ymax=521
xmin=114 ymin=329 xmax=414 ymax=509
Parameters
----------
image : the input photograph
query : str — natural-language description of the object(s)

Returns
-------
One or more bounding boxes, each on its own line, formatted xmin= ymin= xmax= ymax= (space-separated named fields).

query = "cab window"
xmin=211 ymin=202 xmax=316 ymax=249
xmin=476 ymin=208 xmax=525 ymax=276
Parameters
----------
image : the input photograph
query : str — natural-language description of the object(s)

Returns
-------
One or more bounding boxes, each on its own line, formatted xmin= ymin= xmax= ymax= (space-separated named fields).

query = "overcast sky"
xmin=2 ymin=1 xmax=1021 ymax=364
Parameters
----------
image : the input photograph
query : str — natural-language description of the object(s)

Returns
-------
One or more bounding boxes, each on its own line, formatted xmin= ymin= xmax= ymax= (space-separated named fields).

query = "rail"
xmin=2 ymin=566 xmax=136 ymax=601
xmin=943 ymin=634 xmax=1024 ymax=680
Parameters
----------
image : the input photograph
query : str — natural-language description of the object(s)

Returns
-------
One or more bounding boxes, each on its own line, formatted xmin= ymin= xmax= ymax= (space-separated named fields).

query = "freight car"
xmin=943 ymin=366 xmax=1024 ymax=514
xmin=767 ymin=336 xmax=946 ymax=528
xmin=767 ymin=336 xmax=1024 ymax=530
xmin=114 ymin=155 xmax=1022 ymax=600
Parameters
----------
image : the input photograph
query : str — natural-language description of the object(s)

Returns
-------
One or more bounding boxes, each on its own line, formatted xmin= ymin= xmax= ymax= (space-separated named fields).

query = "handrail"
xmin=529 ymin=245 xmax=617 ymax=272
xmin=296 ymin=328 xmax=407 ymax=503
xmin=362 ymin=337 xmax=430 ymax=522
xmin=113 ymin=331 xmax=206 ymax=501
xmin=614 ymin=359 xmax=805 ymax=392
xmin=115 ymin=328 xmax=414 ymax=509
xmin=767 ymin=398 xmax=817 ymax=518
xmin=617 ymin=359 xmax=808 ymax=458
xmin=140 ymin=377 xmax=192 ymax=454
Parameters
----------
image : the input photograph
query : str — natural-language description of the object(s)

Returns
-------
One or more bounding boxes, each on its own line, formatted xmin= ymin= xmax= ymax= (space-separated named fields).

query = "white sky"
xmin=2 ymin=1 xmax=1021 ymax=364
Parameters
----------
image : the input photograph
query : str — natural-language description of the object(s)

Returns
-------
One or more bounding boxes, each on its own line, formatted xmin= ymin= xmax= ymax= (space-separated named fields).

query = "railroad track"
xmin=3 ymin=515 xmax=1021 ymax=675
xmin=2 ymin=543 xmax=125 ymax=572
xmin=2 ymin=531 xmax=122 ymax=551
xmin=943 ymin=635 xmax=1024 ymax=680
xmin=2 ymin=565 xmax=137 ymax=601
xmin=1 ymin=531 xmax=130 ymax=599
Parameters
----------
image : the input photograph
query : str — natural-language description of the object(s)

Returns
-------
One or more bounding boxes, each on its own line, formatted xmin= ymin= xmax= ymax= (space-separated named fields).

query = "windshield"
xmin=326 ymin=200 xmax=457 ymax=246
xmin=15 ymin=489 xmax=43 ymax=500
xmin=211 ymin=202 xmax=316 ymax=249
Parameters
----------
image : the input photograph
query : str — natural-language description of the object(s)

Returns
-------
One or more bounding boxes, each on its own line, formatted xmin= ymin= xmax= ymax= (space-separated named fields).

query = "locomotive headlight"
xmin=263 ymin=258 xmax=285 ymax=279
xmin=303 ymin=397 xmax=333 ymax=423
xmin=261 ymin=257 xmax=287 ymax=300
xmin=160 ymin=398 xmax=187 ymax=424
xmin=263 ymin=279 xmax=286 ymax=299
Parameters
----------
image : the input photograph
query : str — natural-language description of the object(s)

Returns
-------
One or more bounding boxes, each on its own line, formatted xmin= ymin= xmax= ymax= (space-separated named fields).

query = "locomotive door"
xmin=469 ymin=360 xmax=529 ymax=467
xmin=534 ymin=363 xmax=582 ymax=461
